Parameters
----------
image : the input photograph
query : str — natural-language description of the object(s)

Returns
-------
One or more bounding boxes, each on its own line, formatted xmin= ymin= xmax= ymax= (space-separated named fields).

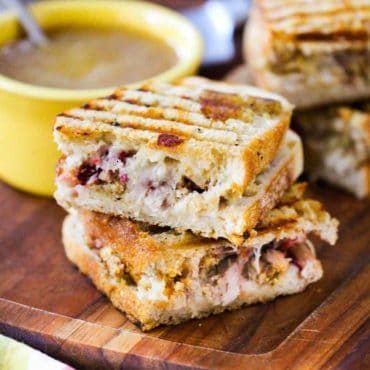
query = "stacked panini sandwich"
xmin=54 ymin=77 xmax=338 ymax=331
xmin=245 ymin=0 xmax=370 ymax=198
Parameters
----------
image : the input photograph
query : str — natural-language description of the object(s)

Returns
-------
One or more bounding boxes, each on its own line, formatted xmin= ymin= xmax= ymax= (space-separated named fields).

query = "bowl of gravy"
xmin=0 ymin=0 xmax=203 ymax=196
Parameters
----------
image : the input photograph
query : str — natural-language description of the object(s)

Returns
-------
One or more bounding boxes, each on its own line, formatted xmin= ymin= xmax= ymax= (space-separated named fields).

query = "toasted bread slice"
xmin=63 ymin=184 xmax=338 ymax=331
xmin=294 ymin=102 xmax=370 ymax=198
xmin=55 ymin=130 xmax=303 ymax=243
xmin=245 ymin=1 xmax=370 ymax=108
xmin=54 ymin=76 xmax=291 ymax=196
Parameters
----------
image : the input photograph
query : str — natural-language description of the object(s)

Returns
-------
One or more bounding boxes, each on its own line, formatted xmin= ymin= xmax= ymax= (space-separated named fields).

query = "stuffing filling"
xmin=89 ymin=235 xmax=316 ymax=305
xmin=269 ymin=49 xmax=370 ymax=87
xmin=304 ymin=133 xmax=370 ymax=177
xmin=296 ymin=108 xmax=370 ymax=176
xmin=57 ymin=145 xmax=211 ymax=206
xmin=56 ymin=142 xmax=264 ymax=214
xmin=198 ymin=237 xmax=313 ymax=286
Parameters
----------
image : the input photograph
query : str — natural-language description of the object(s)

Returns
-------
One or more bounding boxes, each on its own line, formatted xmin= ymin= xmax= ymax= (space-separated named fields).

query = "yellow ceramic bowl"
xmin=0 ymin=0 xmax=203 ymax=197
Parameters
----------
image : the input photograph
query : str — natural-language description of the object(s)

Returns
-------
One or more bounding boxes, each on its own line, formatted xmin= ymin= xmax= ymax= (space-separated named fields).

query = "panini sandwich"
xmin=295 ymin=102 xmax=370 ymax=198
xmin=54 ymin=77 xmax=297 ymax=242
xmin=63 ymin=184 xmax=338 ymax=331
xmin=245 ymin=0 xmax=370 ymax=109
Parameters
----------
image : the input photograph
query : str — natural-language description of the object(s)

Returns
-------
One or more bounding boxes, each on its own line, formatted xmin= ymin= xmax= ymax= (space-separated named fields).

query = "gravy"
xmin=0 ymin=28 xmax=177 ymax=89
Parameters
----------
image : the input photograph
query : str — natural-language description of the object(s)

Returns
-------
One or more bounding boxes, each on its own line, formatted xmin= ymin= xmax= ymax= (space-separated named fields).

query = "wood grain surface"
xmin=0 ymin=178 xmax=369 ymax=369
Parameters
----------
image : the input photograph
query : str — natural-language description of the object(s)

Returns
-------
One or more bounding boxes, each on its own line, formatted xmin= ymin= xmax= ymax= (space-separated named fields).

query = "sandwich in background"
xmin=244 ymin=0 xmax=370 ymax=109
xmin=63 ymin=184 xmax=338 ymax=331
xmin=295 ymin=103 xmax=370 ymax=198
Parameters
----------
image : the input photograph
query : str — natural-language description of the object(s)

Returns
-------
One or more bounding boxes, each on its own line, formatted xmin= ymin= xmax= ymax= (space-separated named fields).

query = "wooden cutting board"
xmin=0 ymin=180 xmax=369 ymax=369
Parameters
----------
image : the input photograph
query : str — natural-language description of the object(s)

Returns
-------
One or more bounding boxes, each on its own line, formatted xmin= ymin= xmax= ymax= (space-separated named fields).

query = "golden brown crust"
xmin=62 ymin=224 xmax=148 ymax=329
xmin=366 ymin=164 xmax=370 ymax=195
xmin=234 ymin=136 xmax=303 ymax=243
xmin=358 ymin=163 xmax=370 ymax=197
xmin=245 ymin=2 xmax=273 ymax=70
xmin=79 ymin=210 xmax=207 ymax=276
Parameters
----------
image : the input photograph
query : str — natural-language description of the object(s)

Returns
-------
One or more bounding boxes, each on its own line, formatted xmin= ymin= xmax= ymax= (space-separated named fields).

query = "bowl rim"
xmin=0 ymin=0 xmax=203 ymax=101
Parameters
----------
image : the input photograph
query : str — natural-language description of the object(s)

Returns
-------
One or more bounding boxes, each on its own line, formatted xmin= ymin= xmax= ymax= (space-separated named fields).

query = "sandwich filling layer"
xmin=84 ymin=222 xmax=321 ymax=307
xmin=267 ymin=50 xmax=370 ymax=92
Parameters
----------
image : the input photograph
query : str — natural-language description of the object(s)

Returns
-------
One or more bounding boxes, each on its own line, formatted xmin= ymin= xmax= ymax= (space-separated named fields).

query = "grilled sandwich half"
xmin=63 ymin=184 xmax=338 ymax=331
xmin=245 ymin=0 xmax=370 ymax=108
xmin=54 ymin=77 xmax=296 ymax=243
xmin=295 ymin=102 xmax=370 ymax=198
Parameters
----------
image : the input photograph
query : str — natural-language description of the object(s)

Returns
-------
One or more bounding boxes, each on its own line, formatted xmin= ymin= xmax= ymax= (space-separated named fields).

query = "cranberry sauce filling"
xmin=77 ymin=164 xmax=101 ymax=185
xmin=119 ymin=173 xmax=129 ymax=184
xmin=204 ymin=238 xmax=312 ymax=285
xmin=118 ymin=150 xmax=135 ymax=164
xmin=275 ymin=238 xmax=309 ymax=271
xmin=71 ymin=146 xmax=206 ymax=203
xmin=235 ymin=238 xmax=310 ymax=277
xmin=76 ymin=149 xmax=135 ymax=186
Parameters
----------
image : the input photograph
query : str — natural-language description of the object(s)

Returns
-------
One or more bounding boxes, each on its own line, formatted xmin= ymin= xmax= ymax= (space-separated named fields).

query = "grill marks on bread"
xmin=54 ymin=77 xmax=292 ymax=200
xmin=199 ymin=90 xmax=282 ymax=121
xmin=200 ymin=90 xmax=248 ymax=121
xmin=294 ymin=31 xmax=369 ymax=42
xmin=55 ymin=77 xmax=285 ymax=148
xmin=257 ymin=0 xmax=370 ymax=41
